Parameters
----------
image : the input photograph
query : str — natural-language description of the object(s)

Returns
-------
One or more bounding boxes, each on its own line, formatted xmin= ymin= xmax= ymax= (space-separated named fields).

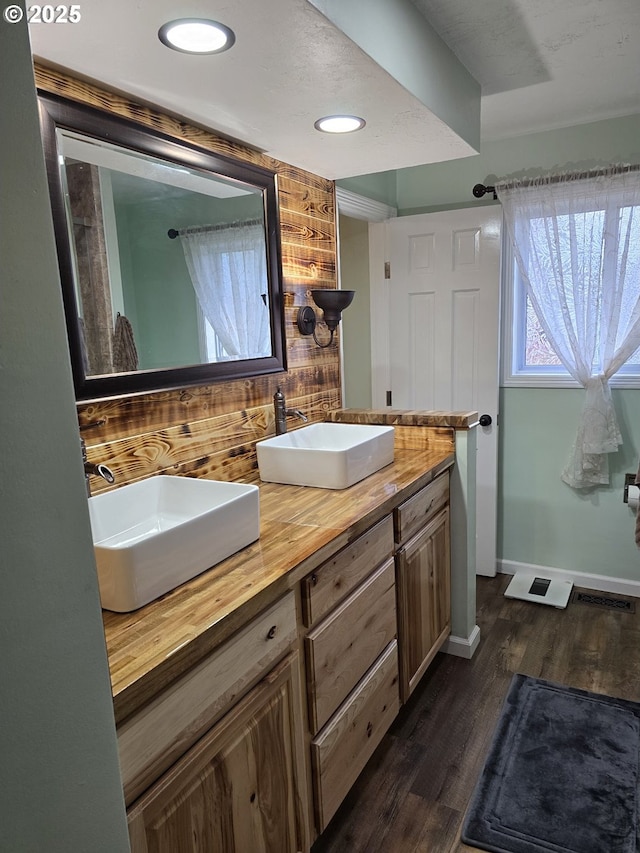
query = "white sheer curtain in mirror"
xmin=497 ymin=167 xmax=640 ymax=488
xmin=179 ymin=219 xmax=271 ymax=360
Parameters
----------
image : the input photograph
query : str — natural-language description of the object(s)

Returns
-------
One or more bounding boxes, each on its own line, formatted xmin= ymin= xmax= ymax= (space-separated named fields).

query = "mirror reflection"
xmin=39 ymin=93 xmax=286 ymax=400
xmin=58 ymin=130 xmax=272 ymax=378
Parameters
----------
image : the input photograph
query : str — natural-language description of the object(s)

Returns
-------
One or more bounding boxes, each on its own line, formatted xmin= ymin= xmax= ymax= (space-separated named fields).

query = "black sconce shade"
xmin=296 ymin=289 xmax=355 ymax=347
xmin=311 ymin=289 xmax=354 ymax=331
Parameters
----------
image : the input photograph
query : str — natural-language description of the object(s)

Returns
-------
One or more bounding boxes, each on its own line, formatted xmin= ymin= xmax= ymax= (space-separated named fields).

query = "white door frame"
xmin=336 ymin=190 xmax=396 ymax=409
xmin=368 ymin=220 xmax=392 ymax=408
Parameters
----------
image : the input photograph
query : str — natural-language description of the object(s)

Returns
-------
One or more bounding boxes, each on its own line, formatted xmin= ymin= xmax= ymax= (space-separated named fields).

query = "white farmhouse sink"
xmin=89 ymin=476 xmax=259 ymax=612
xmin=256 ymin=422 xmax=394 ymax=490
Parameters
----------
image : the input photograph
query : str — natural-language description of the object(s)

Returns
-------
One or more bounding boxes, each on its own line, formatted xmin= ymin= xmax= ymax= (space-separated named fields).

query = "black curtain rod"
xmin=473 ymin=164 xmax=640 ymax=201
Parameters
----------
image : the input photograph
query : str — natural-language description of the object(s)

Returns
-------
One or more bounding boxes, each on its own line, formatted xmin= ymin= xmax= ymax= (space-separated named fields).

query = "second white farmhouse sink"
xmin=256 ymin=422 xmax=394 ymax=490
xmin=89 ymin=476 xmax=259 ymax=612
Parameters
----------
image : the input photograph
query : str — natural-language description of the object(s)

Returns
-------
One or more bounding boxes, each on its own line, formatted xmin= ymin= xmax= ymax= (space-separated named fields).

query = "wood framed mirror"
xmin=38 ymin=92 xmax=286 ymax=401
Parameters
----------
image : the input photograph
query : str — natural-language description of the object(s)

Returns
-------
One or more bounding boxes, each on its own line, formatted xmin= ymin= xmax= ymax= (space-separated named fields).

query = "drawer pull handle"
xmin=311 ymin=573 xmax=318 ymax=586
xmin=266 ymin=625 xmax=277 ymax=640
xmin=366 ymin=721 xmax=373 ymax=738
xmin=424 ymin=500 xmax=434 ymax=515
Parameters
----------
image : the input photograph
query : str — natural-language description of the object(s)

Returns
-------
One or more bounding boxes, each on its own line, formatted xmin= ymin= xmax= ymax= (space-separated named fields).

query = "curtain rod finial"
xmin=473 ymin=183 xmax=497 ymax=200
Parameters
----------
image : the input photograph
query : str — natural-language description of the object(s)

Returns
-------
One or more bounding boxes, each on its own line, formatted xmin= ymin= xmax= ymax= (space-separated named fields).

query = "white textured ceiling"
xmin=412 ymin=0 xmax=640 ymax=141
xmin=29 ymin=0 xmax=640 ymax=179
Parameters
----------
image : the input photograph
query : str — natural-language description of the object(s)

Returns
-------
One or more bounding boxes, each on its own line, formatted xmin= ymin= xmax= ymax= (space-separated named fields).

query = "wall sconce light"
xmin=297 ymin=290 xmax=355 ymax=348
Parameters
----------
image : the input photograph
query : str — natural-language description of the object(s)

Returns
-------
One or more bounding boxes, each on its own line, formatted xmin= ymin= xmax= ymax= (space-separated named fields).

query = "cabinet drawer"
xmin=395 ymin=470 xmax=449 ymax=544
xmin=306 ymin=558 xmax=396 ymax=734
xmin=118 ymin=591 xmax=297 ymax=805
xmin=311 ymin=641 xmax=399 ymax=832
xmin=302 ymin=515 xmax=394 ymax=627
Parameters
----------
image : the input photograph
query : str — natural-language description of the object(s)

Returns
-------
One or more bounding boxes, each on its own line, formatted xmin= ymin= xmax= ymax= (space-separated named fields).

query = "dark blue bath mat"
xmin=462 ymin=674 xmax=640 ymax=852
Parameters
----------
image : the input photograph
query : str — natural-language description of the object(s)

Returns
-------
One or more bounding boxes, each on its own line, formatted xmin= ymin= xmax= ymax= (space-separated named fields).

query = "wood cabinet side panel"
xmin=434 ymin=508 xmax=451 ymax=638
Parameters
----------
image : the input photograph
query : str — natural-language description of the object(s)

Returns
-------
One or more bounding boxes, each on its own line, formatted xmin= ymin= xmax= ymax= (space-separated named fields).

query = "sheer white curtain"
xmin=179 ymin=219 xmax=271 ymax=360
xmin=497 ymin=168 xmax=640 ymax=488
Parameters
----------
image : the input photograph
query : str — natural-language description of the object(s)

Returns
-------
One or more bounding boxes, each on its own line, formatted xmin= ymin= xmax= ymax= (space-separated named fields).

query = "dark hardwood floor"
xmin=311 ymin=573 xmax=640 ymax=853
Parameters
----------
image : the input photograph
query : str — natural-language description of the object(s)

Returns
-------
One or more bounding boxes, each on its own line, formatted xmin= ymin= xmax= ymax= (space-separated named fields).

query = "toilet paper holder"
xmin=624 ymin=472 xmax=639 ymax=506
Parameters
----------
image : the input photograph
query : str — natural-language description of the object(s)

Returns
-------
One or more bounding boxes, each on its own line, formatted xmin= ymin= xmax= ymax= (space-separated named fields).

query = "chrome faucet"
xmin=274 ymin=387 xmax=308 ymax=435
xmin=80 ymin=422 xmax=115 ymax=496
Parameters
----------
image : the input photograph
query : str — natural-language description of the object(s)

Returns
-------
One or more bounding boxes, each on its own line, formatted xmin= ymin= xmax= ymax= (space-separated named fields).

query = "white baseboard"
xmin=498 ymin=559 xmax=640 ymax=599
xmin=443 ymin=625 xmax=481 ymax=659
xmin=476 ymin=568 xmax=498 ymax=578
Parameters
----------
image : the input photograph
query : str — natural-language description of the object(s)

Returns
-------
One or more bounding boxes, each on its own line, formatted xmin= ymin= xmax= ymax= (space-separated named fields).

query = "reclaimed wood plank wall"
xmin=34 ymin=65 xmax=342 ymax=492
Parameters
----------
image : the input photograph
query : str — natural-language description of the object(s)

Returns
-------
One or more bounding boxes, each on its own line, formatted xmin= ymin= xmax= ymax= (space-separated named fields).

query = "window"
xmin=499 ymin=169 xmax=640 ymax=487
xmin=196 ymin=307 xmax=233 ymax=362
xmin=502 ymin=194 xmax=640 ymax=388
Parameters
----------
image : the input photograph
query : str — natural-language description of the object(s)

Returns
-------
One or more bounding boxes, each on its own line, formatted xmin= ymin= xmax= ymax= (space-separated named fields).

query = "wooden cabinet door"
xmin=128 ymin=652 xmax=309 ymax=853
xmin=119 ymin=592 xmax=298 ymax=806
xmin=396 ymin=507 xmax=451 ymax=702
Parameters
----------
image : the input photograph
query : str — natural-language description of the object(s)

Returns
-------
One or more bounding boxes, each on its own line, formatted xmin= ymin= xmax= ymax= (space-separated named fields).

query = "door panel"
xmin=385 ymin=208 xmax=501 ymax=577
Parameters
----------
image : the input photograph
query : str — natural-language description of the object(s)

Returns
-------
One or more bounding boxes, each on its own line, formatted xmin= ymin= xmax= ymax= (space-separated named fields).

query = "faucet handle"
xmin=286 ymin=408 xmax=308 ymax=423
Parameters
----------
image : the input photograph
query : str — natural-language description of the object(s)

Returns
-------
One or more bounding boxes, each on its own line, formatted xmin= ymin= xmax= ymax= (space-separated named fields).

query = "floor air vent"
xmin=571 ymin=591 xmax=636 ymax=613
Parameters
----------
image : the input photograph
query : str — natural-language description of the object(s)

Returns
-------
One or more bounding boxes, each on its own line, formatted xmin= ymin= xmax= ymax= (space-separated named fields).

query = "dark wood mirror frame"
xmin=38 ymin=92 xmax=287 ymax=402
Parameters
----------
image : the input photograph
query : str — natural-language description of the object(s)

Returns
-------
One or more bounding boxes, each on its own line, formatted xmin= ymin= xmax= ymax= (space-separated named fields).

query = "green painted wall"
xmin=115 ymin=197 xmax=200 ymax=370
xmin=115 ymin=191 xmax=261 ymax=370
xmin=499 ymin=389 xmax=640 ymax=578
xmin=338 ymin=171 xmax=397 ymax=208
xmin=395 ymin=113 xmax=640 ymax=215
xmin=339 ymin=113 xmax=640 ymax=214
xmin=340 ymin=113 xmax=640 ymax=581
xmin=1 ymin=9 xmax=129 ymax=850
xmin=339 ymin=215 xmax=373 ymax=408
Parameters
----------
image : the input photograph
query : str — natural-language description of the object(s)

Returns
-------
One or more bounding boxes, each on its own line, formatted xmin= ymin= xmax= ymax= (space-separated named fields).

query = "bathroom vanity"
xmin=29 ymin=66 xmax=479 ymax=852
xmin=101 ymin=416 xmax=472 ymax=852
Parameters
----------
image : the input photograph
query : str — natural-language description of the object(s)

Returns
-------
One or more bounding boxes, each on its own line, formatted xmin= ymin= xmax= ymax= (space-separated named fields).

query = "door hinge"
xmin=386 ymin=390 xmax=392 ymax=406
xmin=384 ymin=261 xmax=391 ymax=279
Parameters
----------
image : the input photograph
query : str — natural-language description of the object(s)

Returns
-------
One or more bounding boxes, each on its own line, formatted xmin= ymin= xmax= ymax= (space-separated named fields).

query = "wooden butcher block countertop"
xmin=102 ymin=446 xmax=454 ymax=724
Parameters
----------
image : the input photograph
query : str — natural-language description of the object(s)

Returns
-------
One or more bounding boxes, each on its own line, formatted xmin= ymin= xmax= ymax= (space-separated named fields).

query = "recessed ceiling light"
xmin=158 ymin=19 xmax=235 ymax=54
xmin=314 ymin=115 xmax=366 ymax=134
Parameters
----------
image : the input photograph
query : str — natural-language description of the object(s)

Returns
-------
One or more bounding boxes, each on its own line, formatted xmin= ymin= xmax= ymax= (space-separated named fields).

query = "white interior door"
xmin=383 ymin=208 xmax=502 ymax=577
